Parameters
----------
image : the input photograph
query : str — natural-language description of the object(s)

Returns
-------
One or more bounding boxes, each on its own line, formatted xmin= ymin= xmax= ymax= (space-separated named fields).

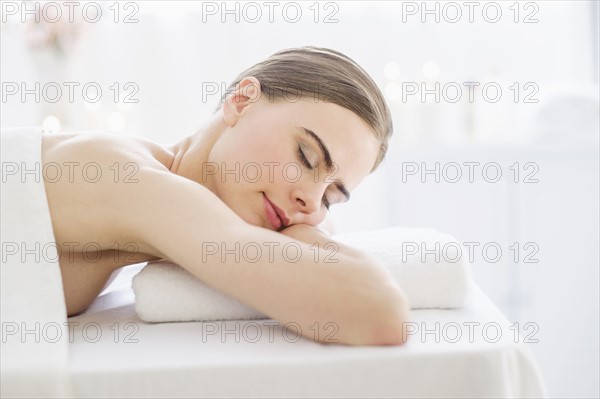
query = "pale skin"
xmin=42 ymin=77 xmax=410 ymax=346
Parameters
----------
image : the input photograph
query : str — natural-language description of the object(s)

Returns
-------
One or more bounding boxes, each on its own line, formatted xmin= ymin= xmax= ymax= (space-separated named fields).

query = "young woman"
xmin=41 ymin=46 xmax=409 ymax=346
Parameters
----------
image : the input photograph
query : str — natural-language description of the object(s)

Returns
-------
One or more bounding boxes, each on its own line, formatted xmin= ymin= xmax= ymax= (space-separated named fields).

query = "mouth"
xmin=262 ymin=192 xmax=289 ymax=230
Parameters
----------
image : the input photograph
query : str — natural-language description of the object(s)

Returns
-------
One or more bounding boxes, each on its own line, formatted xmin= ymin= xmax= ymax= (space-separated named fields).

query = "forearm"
xmin=280 ymin=223 xmax=369 ymax=262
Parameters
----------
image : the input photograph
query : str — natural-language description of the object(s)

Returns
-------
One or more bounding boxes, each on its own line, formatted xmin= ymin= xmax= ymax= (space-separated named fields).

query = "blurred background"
xmin=1 ymin=1 xmax=598 ymax=397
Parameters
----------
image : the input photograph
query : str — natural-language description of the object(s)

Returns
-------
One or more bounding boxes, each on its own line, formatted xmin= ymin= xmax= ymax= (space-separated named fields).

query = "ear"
xmin=222 ymin=76 xmax=262 ymax=127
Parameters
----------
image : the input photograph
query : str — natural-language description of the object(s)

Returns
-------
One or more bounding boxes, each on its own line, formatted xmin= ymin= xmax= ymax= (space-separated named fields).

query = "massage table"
xmin=0 ymin=128 xmax=545 ymax=398
xmin=65 ymin=263 xmax=546 ymax=398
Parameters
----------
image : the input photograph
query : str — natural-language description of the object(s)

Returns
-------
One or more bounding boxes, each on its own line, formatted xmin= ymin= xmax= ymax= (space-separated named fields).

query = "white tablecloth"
xmin=66 ymin=264 xmax=546 ymax=398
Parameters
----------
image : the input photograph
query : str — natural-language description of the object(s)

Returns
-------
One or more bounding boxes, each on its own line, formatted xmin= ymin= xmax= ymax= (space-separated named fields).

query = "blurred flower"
xmin=25 ymin=10 xmax=81 ymax=57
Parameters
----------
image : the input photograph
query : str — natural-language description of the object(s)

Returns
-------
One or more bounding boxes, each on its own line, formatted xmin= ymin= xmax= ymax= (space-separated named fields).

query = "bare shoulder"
xmin=41 ymin=131 xmax=177 ymax=252
xmin=42 ymin=131 xmax=173 ymax=171
xmin=41 ymin=132 xmax=243 ymax=245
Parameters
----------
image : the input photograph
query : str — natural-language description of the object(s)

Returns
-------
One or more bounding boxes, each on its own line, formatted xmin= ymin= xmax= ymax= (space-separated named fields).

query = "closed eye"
xmin=297 ymin=146 xmax=313 ymax=169
xmin=297 ymin=146 xmax=331 ymax=210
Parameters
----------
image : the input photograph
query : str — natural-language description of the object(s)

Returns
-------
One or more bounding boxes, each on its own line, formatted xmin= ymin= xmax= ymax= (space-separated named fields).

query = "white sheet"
xmin=68 ymin=263 xmax=546 ymax=398
xmin=1 ymin=127 xmax=72 ymax=398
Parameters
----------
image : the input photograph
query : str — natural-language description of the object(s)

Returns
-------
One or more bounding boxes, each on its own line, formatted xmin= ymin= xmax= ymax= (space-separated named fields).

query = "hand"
xmin=278 ymin=223 xmax=334 ymax=249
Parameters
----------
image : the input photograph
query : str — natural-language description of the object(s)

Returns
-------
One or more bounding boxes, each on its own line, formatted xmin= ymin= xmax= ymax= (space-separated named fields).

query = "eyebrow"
xmin=297 ymin=126 xmax=351 ymax=202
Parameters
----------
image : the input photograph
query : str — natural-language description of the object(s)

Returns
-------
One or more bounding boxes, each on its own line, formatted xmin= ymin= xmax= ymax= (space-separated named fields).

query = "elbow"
xmin=327 ymin=255 xmax=412 ymax=346
xmin=368 ymin=289 xmax=412 ymax=346
xmin=335 ymin=286 xmax=411 ymax=347
xmin=370 ymin=313 xmax=411 ymax=346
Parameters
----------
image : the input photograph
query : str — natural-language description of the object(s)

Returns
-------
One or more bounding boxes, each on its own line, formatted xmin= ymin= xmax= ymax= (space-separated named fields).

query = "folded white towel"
xmin=1 ymin=127 xmax=71 ymax=398
xmin=133 ymin=227 xmax=473 ymax=323
xmin=133 ymin=227 xmax=472 ymax=323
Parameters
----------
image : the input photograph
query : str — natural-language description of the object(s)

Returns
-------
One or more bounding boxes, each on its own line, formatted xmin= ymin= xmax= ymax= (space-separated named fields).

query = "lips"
xmin=262 ymin=193 xmax=289 ymax=230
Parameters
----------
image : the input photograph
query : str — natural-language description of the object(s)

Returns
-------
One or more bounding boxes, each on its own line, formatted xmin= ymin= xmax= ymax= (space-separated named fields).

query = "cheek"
xmin=240 ymin=145 xmax=294 ymax=185
xmin=210 ymin=130 xmax=299 ymax=191
xmin=224 ymin=132 xmax=287 ymax=164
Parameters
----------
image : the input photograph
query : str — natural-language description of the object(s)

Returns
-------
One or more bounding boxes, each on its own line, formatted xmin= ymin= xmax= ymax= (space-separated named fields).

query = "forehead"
xmin=263 ymin=98 xmax=381 ymax=190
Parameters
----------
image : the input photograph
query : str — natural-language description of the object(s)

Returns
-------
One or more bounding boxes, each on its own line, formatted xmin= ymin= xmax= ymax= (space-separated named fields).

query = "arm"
xmin=120 ymin=170 xmax=409 ymax=346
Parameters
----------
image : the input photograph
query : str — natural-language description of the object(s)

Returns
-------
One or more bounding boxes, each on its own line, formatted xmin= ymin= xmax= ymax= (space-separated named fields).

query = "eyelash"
xmin=297 ymin=146 xmax=330 ymax=210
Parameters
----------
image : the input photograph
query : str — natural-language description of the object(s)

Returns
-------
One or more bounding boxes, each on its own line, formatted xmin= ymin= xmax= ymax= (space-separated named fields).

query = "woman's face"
xmin=206 ymin=77 xmax=380 ymax=231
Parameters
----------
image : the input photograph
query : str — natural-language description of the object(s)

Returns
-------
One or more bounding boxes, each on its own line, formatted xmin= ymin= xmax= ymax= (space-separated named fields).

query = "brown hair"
xmin=218 ymin=46 xmax=393 ymax=171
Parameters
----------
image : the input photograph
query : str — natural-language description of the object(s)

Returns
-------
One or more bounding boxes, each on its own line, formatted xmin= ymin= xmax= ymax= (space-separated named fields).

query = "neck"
xmin=168 ymin=112 xmax=227 ymax=194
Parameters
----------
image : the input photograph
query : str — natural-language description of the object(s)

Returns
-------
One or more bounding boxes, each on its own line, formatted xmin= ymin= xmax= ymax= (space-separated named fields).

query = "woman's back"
xmin=41 ymin=132 xmax=173 ymax=315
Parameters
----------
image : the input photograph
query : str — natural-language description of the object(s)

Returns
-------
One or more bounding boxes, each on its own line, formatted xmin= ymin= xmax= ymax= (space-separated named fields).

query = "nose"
xmin=291 ymin=184 xmax=324 ymax=215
